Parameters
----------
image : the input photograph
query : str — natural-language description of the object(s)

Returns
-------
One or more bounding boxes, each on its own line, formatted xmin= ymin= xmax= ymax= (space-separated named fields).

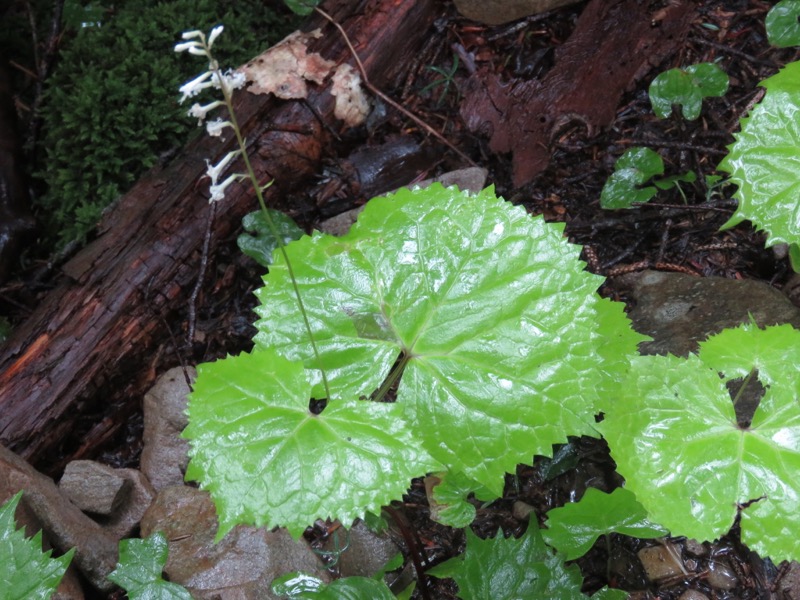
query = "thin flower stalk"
xmin=177 ymin=26 xmax=331 ymax=400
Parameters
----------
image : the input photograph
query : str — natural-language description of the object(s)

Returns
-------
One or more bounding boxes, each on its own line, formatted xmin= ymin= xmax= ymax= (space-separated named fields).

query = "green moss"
xmin=36 ymin=0 xmax=298 ymax=248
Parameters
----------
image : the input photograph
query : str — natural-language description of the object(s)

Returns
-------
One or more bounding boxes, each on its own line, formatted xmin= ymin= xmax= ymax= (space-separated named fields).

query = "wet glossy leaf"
xmin=429 ymin=471 xmax=495 ymax=528
xmin=272 ymin=572 xmax=395 ymax=599
xmin=254 ymin=184 xmax=642 ymax=495
xmin=719 ymin=61 xmax=800 ymax=249
xmin=184 ymin=348 xmax=439 ymax=539
xmin=601 ymin=322 xmax=800 ymax=562
xmin=237 ymin=209 xmax=304 ymax=267
xmin=107 ymin=532 xmax=191 ymax=599
xmin=0 ymin=491 xmax=74 ymax=600
xmin=444 ymin=523 xmax=586 ymax=599
xmin=766 ymin=1 xmax=800 ymax=48
xmin=543 ymin=487 xmax=667 ymax=560
xmin=600 ymin=147 xmax=662 ymax=209
xmin=649 ymin=63 xmax=729 ymax=120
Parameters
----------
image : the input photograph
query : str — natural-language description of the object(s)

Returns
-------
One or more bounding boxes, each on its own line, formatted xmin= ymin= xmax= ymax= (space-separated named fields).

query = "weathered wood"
xmin=460 ymin=0 xmax=696 ymax=187
xmin=0 ymin=0 xmax=440 ymax=468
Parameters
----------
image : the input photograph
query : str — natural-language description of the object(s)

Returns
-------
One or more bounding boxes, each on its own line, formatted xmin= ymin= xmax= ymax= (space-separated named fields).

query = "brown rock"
xmin=59 ymin=460 xmax=129 ymax=516
xmin=141 ymin=486 xmax=329 ymax=599
xmin=140 ymin=367 xmax=195 ymax=491
xmin=0 ymin=445 xmax=117 ymax=592
xmin=614 ymin=270 xmax=800 ymax=357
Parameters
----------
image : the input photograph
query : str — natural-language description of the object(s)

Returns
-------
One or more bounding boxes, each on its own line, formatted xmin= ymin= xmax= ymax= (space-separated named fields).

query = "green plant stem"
xmin=371 ymin=352 xmax=411 ymax=402
xmin=730 ymin=367 xmax=757 ymax=409
xmin=211 ymin=59 xmax=332 ymax=402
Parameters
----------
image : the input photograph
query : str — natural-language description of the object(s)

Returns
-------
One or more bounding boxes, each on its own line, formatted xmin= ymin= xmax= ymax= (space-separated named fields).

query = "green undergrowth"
xmin=34 ymin=0 xmax=298 ymax=249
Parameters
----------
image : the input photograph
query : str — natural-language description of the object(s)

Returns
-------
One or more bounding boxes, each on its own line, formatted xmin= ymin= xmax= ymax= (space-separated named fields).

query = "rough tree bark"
xmin=461 ymin=0 xmax=697 ymax=187
xmin=0 ymin=0 xmax=440 ymax=468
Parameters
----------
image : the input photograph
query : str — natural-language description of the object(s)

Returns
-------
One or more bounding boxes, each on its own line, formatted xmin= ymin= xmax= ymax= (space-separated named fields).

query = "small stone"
xmin=101 ymin=468 xmax=156 ymax=539
xmin=638 ymin=543 xmax=686 ymax=582
xmin=325 ymin=520 xmax=401 ymax=578
xmin=775 ymin=561 xmax=800 ymax=599
xmin=59 ymin=460 xmax=129 ymax=516
xmin=684 ymin=539 xmax=708 ymax=557
xmin=512 ymin=501 xmax=535 ymax=521
xmin=678 ymin=590 xmax=709 ymax=600
xmin=706 ymin=559 xmax=737 ymax=590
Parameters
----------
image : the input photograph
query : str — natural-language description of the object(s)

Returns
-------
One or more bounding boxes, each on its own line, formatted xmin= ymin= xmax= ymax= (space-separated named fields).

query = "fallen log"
xmin=460 ymin=0 xmax=697 ymax=187
xmin=0 ymin=0 xmax=441 ymax=470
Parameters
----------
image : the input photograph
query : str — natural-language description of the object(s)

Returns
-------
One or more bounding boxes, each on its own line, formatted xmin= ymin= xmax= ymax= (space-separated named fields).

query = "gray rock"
xmin=453 ymin=0 xmax=581 ymax=25
xmin=614 ymin=270 xmax=800 ymax=357
xmin=0 ymin=445 xmax=117 ymax=592
xmin=101 ymin=468 xmax=156 ymax=539
xmin=141 ymin=367 xmax=195 ymax=491
xmin=141 ymin=485 xmax=329 ymax=599
xmin=60 ymin=460 xmax=129 ymax=516
xmin=775 ymin=561 xmax=800 ymax=599
xmin=324 ymin=519 xmax=400 ymax=579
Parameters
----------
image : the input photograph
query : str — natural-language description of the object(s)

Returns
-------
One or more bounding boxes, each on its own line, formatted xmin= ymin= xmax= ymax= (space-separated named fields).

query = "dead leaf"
xmin=330 ymin=63 xmax=370 ymax=127
xmin=240 ymin=29 xmax=335 ymax=99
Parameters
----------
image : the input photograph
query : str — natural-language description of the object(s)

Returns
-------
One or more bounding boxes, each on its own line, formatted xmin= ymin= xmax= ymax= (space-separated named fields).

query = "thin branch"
xmin=314 ymin=6 xmax=478 ymax=168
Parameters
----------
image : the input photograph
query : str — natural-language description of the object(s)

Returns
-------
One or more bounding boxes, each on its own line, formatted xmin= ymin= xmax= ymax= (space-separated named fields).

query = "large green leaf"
xmin=543 ymin=487 xmax=667 ymax=560
xmin=719 ymin=60 xmax=800 ymax=247
xmin=0 ymin=491 xmax=74 ymax=600
xmin=253 ymin=184 xmax=641 ymax=495
xmin=184 ymin=348 xmax=440 ymax=539
xmin=601 ymin=322 xmax=800 ymax=562
xmin=108 ymin=532 xmax=192 ymax=599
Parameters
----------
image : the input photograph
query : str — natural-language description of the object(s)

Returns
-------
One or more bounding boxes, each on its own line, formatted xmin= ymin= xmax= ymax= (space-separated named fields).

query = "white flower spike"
xmin=188 ymin=101 xmax=223 ymax=124
xmin=205 ymin=150 xmax=241 ymax=185
xmin=178 ymin=71 xmax=213 ymax=103
xmin=208 ymin=25 xmax=224 ymax=49
xmin=209 ymin=173 xmax=241 ymax=203
xmin=205 ymin=118 xmax=232 ymax=137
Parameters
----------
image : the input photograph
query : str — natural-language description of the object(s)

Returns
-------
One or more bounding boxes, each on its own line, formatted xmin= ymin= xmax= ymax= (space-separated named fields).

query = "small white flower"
xmin=205 ymin=118 xmax=232 ymax=137
xmin=208 ymin=25 xmax=224 ymax=48
xmin=205 ymin=150 xmax=241 ymax=184
xmin=188 ymin=100 xmax=223 ymax=124
xmin=227 ymin=70 xmax=246 ymax=91
xmin=175 ymin=42 xmax=203 ymax=52
xmin=181 ymin=30 xmax=205 ymax=40
xmin=209 ymin=173 xmax=241 ymax=202
xmin=210 ymin=69 xmax=246 ymax=95
xmin=178 ymin=71 xmax=213 ymax=103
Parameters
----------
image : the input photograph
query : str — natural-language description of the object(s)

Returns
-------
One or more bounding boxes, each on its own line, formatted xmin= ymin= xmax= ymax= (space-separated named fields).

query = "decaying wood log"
xmin=0 ymin=0 xmax=441 ymax=469
xmin=460 ymin=0 xmax=697 ymax=187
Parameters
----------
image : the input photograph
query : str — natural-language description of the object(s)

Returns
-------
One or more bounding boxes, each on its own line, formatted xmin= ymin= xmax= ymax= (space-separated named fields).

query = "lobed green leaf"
xmin=439 ymin=524 xmax=586 ymax=599
xmin=766 ymin=0 xmax=800 ymax=48
xmin=649 ymin=63 xmax=729 ymax=120
xmin=601 ymin=322 xmax=800 ymax=562
xmin=543 ymin=487 xmax=667 ymax=560
xmin=254 ymin=184 xmax=642 ymax=495
xmin=183 ymin=348 xmax=440 ymax=539
xmin=108 ymin=532 xmax=192 ymax=599
xmin=718 ymin=60 xmax=800 ymax=248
